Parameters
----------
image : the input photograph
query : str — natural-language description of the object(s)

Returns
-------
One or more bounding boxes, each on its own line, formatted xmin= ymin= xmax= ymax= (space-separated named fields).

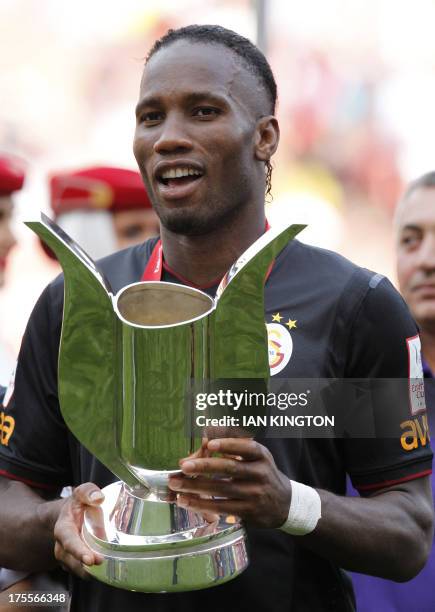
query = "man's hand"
xmin=168 ymin=438 xmax=292 ymax=528
xmin=53 ymin=483 xmax=105 ymax=578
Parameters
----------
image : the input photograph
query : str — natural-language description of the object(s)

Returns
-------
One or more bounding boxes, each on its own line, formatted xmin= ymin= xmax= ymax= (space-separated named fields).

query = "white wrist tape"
xmin=279 ymin=479 xmax=322 ymax=536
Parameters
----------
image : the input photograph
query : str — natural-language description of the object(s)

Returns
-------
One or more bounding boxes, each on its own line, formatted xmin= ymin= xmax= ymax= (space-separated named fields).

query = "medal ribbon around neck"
xmin=141 ymin=220 xmax=274 ymax=285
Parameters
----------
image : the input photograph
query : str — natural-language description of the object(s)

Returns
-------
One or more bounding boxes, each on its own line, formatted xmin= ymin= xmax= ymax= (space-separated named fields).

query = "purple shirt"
xmin=348 ymin=362 xmax=435 ymax=611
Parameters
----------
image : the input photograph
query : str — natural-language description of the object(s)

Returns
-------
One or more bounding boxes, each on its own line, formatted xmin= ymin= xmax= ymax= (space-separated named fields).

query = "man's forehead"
xmin=398 ymin=187 xmax=435 ymax=228
xmin=140 ymin=39 xmax=265 ymax=113
xmin=144 ymin=40 xmax=236 ymax=75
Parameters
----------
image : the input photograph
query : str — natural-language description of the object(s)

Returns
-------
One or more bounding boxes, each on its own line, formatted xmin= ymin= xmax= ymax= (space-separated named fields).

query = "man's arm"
xmin=303 ymin=475 xmax=433 ymax=581
xmin=0 ymin=477 xmax=103 ymax=578
xmin=0 ymin=476 xmax=63 ymax=572
xmin=167 ymin=437 xmax=434 ymax=582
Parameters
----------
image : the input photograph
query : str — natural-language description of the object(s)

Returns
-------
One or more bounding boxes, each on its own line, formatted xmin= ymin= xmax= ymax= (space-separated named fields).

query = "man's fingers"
xmin=55 ymin=525 xmax=104 ymax=568
xmin=177 ymin=455 xmax=258 ymax=478
xmin=176 ymin=494 xmax=245 ymax=517
xmin=72 ymin=482 xmax=105 ymax=506
xmin=206 ymin=438 xmax=263 ymax=460
xmin=169 ymin=475 xmax=254 ymax=499
xmin=54 ymin=521 xmax=94 ymax=564
xmin=57 ymin=548 xmax=92 ymax=579
xmin=178 ymin=438 xmax=211 ymax=464
xmin=54 ymin=483 xmax=105 ymax=573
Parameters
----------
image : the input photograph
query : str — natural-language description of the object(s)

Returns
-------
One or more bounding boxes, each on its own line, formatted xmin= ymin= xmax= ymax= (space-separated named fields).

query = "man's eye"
xmin=194 ymin=107 xmax=220 ymax=118
xmin=401 ymin=235 xmax=420 ymax=248
xmin=139 ymin=111 xmax=164 ymax=123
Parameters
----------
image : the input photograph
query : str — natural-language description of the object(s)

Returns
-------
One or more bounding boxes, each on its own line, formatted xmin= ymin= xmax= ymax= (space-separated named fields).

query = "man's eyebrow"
xmin=183 ymin=91 xmax=229 ymax=106
xmin=135 ymin=92 xmax=229 ymax=116
xmin=135 ymin=97 xmax=161 ymax=116
xmin=401 ymin=224 xmax=422 ymax=232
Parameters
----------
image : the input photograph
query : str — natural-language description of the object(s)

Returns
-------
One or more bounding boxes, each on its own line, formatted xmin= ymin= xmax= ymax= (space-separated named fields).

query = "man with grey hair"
xmin=351 ymin=171 xmax=435 ymax=611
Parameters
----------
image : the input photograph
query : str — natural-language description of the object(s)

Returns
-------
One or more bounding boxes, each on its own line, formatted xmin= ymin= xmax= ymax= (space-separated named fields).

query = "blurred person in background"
xmin=0 ymin=153 xmax=29 ymax=599
xmin=350 ymin=171 xmax=435 ymax=612
xmin=0 ymin=155 xmax=68 ymax=611
xmin=44 ymin=165 xmax=159 ymax=261
xmin=0 ymin=154 xmax=22 ymax=388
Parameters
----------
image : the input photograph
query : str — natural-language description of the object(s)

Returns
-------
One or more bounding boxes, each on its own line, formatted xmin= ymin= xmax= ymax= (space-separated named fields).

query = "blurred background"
xmin=1 ymin=0 xmax=435 ymax=357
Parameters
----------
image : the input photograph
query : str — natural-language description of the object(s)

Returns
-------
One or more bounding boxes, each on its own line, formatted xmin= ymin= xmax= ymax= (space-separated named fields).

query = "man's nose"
xmin=153 ymin=113 xmax=193 ymax=154
xmin=418 ymin=234 xmax=435 ymax=272
xmin=153 ymin=113 xmax=193 ymax=155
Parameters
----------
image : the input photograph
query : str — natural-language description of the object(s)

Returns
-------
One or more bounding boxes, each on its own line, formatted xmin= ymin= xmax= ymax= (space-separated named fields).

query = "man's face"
xmin=0 ymin=196 xmax=16 ymax=287
xmin=396 ymin=186 xmax=435 ymax=329
xmin=133 ymin=40 xmax=266 ymax=235
xmin=113 ymin=209 xmax=159 ymax=250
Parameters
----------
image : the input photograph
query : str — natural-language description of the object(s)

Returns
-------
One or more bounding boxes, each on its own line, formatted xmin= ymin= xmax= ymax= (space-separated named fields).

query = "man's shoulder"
xmin=276 ymin=239 xmax=379 ymax=292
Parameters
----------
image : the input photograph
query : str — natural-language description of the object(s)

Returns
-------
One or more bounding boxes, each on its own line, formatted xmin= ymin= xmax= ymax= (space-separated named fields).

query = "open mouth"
xmin=157 ymin=167 xmax=204 ymax=188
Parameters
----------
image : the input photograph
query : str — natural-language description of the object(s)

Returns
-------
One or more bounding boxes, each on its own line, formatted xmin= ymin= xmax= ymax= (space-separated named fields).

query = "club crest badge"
xmin=267 ymin=314 xmax=295 ymax=375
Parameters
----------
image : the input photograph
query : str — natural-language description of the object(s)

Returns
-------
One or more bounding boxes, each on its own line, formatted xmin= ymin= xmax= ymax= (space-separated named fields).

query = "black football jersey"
xmin=0 ymin=238 xmax=432 ymax=612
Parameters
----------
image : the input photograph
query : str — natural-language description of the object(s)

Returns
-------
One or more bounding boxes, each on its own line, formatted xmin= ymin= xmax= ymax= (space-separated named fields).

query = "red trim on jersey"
xmin=141 ymin=220 xmax=273 ymax=287
xmin=356 ymin=468 xmax=432 ymax=492
xmin=0 ymin=468 xmax=60 ymax=491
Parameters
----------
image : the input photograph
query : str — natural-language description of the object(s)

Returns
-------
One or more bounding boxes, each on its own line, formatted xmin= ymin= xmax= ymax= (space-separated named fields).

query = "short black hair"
xmin=404 ymin=171 xmax=435 ymax=201
xmin=146 ymin=24 xmax=277 ymax=115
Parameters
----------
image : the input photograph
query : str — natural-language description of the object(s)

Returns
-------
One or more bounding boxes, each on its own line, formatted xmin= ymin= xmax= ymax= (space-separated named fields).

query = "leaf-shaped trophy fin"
xmin=213 ymin=223 xmax=306 ymax=379
xmin=25 ymin=213 xmax=138 ymax=487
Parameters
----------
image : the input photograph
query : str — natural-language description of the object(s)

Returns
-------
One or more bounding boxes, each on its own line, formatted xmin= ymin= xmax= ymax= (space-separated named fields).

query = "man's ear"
xmin=254 ymin=116 xmax=280 ymax=161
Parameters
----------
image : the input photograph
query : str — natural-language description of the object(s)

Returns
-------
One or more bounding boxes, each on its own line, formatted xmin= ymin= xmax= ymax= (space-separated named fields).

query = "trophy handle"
xmin=26 ymin=213 xmax=139 ymax=487
xmin=213 ymin=223 xmax=306 ymax=379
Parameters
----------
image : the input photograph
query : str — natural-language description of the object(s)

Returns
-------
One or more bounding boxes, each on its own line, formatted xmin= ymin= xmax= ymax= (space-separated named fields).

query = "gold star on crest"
xmin=285 ymin=319 xmax=297 ymax=329
xmin=272 ymin=313 xmax=283 ymax=322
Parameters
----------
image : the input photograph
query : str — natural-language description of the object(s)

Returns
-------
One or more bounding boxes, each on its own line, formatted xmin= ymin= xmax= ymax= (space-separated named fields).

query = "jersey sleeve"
xmin=0 ymin=278 xmax=72 ymax=490
xmin=342 ymin=275 xmax=433 ymax=495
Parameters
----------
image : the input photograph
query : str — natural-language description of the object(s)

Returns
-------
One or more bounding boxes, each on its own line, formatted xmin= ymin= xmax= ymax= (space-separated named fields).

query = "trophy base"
xmin=81 ymin=481 xmax=249 ymax=592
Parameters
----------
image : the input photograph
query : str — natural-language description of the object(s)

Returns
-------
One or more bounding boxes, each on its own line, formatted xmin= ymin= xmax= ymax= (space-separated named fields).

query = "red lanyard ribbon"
xmin=141 ymin=240 xmax=163 ymax=281
xmin=141 ymin=220 xmax=273 ymax=284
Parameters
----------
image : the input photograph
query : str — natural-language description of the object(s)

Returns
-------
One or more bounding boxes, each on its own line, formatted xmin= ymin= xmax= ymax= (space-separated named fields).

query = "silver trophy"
xmin=27 ymin=214 xmax=304 ymax=593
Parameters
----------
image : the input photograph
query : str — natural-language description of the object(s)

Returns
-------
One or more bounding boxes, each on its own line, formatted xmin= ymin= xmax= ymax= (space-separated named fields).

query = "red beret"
xmin=49 ymin=166 xmax=152 ymax=216
xmin=0 ymin=154 xmax=25 ymax=195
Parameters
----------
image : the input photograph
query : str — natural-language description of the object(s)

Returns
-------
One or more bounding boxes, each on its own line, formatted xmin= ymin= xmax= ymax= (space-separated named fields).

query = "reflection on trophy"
xmin=27 ymin=213 xmax=304 ymax=593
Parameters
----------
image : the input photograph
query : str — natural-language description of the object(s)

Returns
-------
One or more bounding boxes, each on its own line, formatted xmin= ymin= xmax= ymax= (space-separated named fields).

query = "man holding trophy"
xmin=0 ymin=25 xmax=433 ymax=612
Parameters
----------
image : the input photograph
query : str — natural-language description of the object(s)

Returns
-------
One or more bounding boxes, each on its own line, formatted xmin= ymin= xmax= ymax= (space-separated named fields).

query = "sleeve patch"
xmin=406 ymin=335 xmax=426 ymax=415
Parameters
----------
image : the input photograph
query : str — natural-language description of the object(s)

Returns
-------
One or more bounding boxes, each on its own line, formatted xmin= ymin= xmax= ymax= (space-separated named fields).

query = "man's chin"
xmin=160 ymin=215 xmax=213 ymax=236
xmin=413 ymin=304 xmax=435 ymax=331
xmin=156 ymin=198 xmax=245 ymax=238
xmin=157 ymin=205 xmax=229 ymax=236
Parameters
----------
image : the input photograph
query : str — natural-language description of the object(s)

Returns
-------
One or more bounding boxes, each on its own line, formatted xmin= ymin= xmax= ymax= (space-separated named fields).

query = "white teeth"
xmin=160 ymin=167 xmax=202 ymax=180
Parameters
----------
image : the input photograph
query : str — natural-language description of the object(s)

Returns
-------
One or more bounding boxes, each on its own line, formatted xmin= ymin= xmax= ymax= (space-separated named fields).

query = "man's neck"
xmin=420 ymin=328 xmax=435 ymax=373
xmin=160 ymin=211 xmax=266 ymax=287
